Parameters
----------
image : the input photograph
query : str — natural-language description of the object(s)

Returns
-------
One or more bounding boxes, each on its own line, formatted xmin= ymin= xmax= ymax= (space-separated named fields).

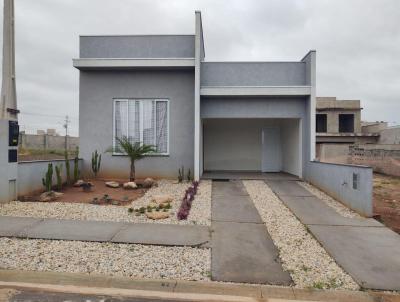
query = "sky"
xmin=0 ymin=0 xmax=399 ymax=136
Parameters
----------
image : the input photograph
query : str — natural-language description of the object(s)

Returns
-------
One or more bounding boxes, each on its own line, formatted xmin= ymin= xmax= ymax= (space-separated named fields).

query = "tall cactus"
xmin=55 ymin=164 xmax=63 ymax=191
xmin=64 ymin=150 xmax=70 ymax=185
xmin=42 ymin=163 xmax=53 ymax=192
xmin=73 ymin=156 xmax=80 ymax=183
xmin=91 ymin=150 xmax=101 ymax=178
xmin=73 ymin=146 xmax=80 ymax=183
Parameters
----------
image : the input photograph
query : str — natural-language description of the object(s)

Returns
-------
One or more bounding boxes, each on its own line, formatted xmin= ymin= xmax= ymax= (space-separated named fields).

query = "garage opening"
xmin=203 ymin=118 xmax=302 ymax=177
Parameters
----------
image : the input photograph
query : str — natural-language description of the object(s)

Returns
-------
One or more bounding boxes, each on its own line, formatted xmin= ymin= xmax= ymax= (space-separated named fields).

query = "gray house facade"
xmin=73 ymin=12 xmax=374 ymax=218
xmin=73 ymin=11 xmax=316 ymax=180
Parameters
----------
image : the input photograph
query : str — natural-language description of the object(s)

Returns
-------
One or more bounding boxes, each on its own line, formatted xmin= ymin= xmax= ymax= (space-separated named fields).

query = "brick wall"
xmin=19 ymin=133 xmax=79 ymax=151
xmin=349 ymin=145 xmax=400 ymax=177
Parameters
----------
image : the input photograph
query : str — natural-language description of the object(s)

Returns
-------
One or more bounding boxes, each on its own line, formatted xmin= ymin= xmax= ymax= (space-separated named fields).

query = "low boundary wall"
xmin=18 ymin=159 xmax=83 ymax=197
xmin=305 ymin=161 xmax=373 ymax=217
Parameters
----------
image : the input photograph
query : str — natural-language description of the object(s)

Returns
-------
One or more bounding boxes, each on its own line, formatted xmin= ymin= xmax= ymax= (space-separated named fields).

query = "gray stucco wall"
xmin=0 ymin=120 xmax=18 ymax=203
xmin=201 ymin=62 xmax=306 ymax=87
xmin=80 ymin=35 xmax=195 ymax=59
xmin=18 ymin=159 xmax=82 ymax=196
xmin=79 ymin=70 xmax=195 ymax=179
xmin=305 ymin=161 xmax=373 ymax=217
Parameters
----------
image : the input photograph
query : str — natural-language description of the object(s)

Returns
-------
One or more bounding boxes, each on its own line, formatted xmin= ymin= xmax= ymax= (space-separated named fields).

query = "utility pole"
xmin=0 ymin=0 xmax=19 ymax=203
xmin=0 ymin=0 xmax=17 ymax=120
xmin=63 ymin=115 xmax=70 ymax=151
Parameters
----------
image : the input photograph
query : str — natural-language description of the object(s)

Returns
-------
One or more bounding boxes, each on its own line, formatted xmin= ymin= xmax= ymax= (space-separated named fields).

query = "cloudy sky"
xmin=1 ymin=0 xmax=399 ymax=136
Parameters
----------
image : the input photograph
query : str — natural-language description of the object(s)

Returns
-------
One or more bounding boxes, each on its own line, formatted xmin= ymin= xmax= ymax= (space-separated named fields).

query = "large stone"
xmin=39 ymin=191 xmax=63 ymax=202
xmin=151 ymin=194 xmax=173 ymax=205
xmin=123 ymin=182 xmax=137 ymax=190
xmin=146 ymin=211 xmax=170 ymax=220
xmin=105 ymin=181 xmax=120 ymax=188
xmin=73 ymin=180 xmax=85 ymax=187
xmin=143 ymin=178 xmax=156 ymax=188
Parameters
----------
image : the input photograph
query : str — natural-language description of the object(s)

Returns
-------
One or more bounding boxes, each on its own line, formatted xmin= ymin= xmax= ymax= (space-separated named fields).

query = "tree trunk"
xmin=130 ymin=160 xmax=135 ymax=181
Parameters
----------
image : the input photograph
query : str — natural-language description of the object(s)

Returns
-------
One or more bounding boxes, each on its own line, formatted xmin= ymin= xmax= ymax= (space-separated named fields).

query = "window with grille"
xmin=113 ymin=99 xmax=169 ymax=155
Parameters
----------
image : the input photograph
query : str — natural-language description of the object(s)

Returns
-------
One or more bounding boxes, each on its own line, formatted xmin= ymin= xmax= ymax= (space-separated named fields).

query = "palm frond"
xmin=107 ymin=136 xmax=156 ymax=160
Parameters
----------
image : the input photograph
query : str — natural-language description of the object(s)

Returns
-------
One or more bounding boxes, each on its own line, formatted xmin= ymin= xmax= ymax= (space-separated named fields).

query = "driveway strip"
xmin=266 ymin=179 xmax=400 ymax=291
xmin=210 ymin=181 xmax=292 ymax=285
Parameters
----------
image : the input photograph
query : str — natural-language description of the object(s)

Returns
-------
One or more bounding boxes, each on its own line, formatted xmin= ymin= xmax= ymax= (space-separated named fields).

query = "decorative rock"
xmin=39 ymin=191 xmax=64 ymax=202
xmin=73 ymin=180 xmax=85 ymax=187
xmin=123 ymin=182 xmax=137 ymax=190
xmin=143 ymin=178 xmax=156 ymax=188
xmin=151 ymin=194 xmax=173 ymax=205
xmin=105 ymin=181 xmax=120 ymax=188
xmin=146 ymin=211 xmax=170 ymax=220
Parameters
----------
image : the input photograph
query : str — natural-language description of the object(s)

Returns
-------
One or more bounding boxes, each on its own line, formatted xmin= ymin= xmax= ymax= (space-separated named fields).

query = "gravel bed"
xmin=243 ymin=180 xmax=359 ymax=290
xmin=0 ymin=238 xmax=211 ymax=281
xmin=297 ymin=181 xmax=361 ymax=218
xmin=0 ymin=180 xmax=212 ymax=226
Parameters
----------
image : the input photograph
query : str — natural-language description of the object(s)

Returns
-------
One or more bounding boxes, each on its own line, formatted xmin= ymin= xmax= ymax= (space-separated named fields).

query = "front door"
xmin=261 ymin=127 xmax=281 ymax=172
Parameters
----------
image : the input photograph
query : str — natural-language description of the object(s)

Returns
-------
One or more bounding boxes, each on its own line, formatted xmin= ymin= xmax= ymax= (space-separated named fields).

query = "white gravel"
xmin=297 ymin=181 xmax=361 ymax=218
xmin=0 ymin=180 xmax=212 ymax=226
xmin=0 ymin=237 xmax=211 ymax=281
xmin=243 ymin=180 xmax=359 ymax=290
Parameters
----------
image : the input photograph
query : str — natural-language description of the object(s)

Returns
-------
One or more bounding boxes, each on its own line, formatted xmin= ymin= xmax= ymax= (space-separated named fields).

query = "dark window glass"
xmin=316 ymin=114 xmax=327 ymax=133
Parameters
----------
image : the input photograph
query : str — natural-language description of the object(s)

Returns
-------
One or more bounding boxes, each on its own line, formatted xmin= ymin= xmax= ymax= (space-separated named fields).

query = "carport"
xmin=202 ymin=118 xmax=302 ymax=177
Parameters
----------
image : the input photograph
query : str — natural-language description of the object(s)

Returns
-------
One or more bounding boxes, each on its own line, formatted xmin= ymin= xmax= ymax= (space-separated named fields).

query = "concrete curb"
xmin=0 ymin=270 xmax=398 ymax=301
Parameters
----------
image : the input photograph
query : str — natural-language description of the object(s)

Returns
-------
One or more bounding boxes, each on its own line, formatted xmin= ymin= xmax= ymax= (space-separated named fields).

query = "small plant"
xmin=106 ymin=136 xmax=156 ymax=181
xmin=128 ymin=208 xmax=134 ymax=213
xmin=177 ymin=180 xmax=200 ymax=220
xmin=312 ymin=281 xmax=325 ymax=290
xmin=42 ymin=163 xmax=53 ymax=192
xmin=187 ymin=168 xmax=191 ymax=182
xmin=178 ymin=166 xmax=184 ymax=183
xmin=55 ymin=164 xmax=63 ymax=191
xmin=64 ymin=150 xmax=71 ymax=185
xmin=139 ymin=207 xmax=146 ymax=214
xmin=165 ymin=203 xmax=172 ymax=210
xmin=91 ymin=150 xmax=102 ymax=178
xmin=91 ymin=197 xmax=99 ymax=204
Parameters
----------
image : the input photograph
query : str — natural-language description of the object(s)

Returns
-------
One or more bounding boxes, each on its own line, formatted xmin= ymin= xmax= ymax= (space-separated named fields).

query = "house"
xmin=315 ymin=97 xmax=379 ymax=163
xmin=72 ymin=11 xmax=373 ymax=217
xmin=73 ymin=11 xmax=315 ymax=180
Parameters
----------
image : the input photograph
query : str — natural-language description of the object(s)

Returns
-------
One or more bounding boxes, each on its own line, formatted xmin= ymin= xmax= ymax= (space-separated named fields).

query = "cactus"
xmin=73 ymin=156 xmax=80 ymax=183
xmin=64 ymin=150 xmax=71 ymax=185
xmin=42 ymin=163 xmax=53 ymax=192
xmin=187 ymin=168 xmax=191 ymax=182
xmin=91 ymin=150 xmax=101 ymax=178
xmin=55 ymin=164 xmax=63 ymax=191
xmin=178 ymin=165 xmax=184 ymax=183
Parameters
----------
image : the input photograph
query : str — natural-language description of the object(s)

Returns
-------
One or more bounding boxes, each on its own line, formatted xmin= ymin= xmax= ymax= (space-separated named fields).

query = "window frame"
xmin=112 ymin=98 xmax=170 ymax=156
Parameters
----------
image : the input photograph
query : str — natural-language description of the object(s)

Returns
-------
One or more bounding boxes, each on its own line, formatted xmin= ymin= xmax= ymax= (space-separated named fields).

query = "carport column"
xmin=194 ymin=11 xmax=203 ymax=180
xmin=301 ymin=50 xmax=316 ymax=161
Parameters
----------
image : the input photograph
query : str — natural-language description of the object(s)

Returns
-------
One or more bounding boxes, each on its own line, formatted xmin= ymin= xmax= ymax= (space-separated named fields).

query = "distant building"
xmin=316 ymin=97 xmax=378 ymax=144
xmin=315 ymin=97 xmax=379 ymax=162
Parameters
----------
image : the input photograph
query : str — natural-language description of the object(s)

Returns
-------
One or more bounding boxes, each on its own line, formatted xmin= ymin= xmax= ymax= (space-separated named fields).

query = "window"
xmin=316 ymin=114 xmax=327 ymax=133
xmin=114 ymin=99 xmax=169 ymax=155
xmin=339 ymin=114 xmax=354 ymax=133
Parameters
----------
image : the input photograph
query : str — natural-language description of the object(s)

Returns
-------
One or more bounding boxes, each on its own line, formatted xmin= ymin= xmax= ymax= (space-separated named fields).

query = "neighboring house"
xmin=315 ymin=97 xmax=379 ymax=163
xmin=73 ymin=12 xmax=316 ymax=180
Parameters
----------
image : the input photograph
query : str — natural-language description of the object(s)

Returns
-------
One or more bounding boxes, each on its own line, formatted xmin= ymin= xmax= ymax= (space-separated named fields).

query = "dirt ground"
xmin=373 ymin=173 xmax=400 ymax=234
xmin=26 ymin=179 xmax=148 ymax=206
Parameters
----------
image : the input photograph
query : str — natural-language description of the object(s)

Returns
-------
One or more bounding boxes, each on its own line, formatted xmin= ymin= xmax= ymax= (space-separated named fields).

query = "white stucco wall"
xmin=281 ymin=119 xmax=301 ymax=176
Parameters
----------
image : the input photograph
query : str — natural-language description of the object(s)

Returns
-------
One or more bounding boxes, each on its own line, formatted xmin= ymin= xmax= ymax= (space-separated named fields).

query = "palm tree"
xmin=108 ymin=136 xmax=156 ymax=181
